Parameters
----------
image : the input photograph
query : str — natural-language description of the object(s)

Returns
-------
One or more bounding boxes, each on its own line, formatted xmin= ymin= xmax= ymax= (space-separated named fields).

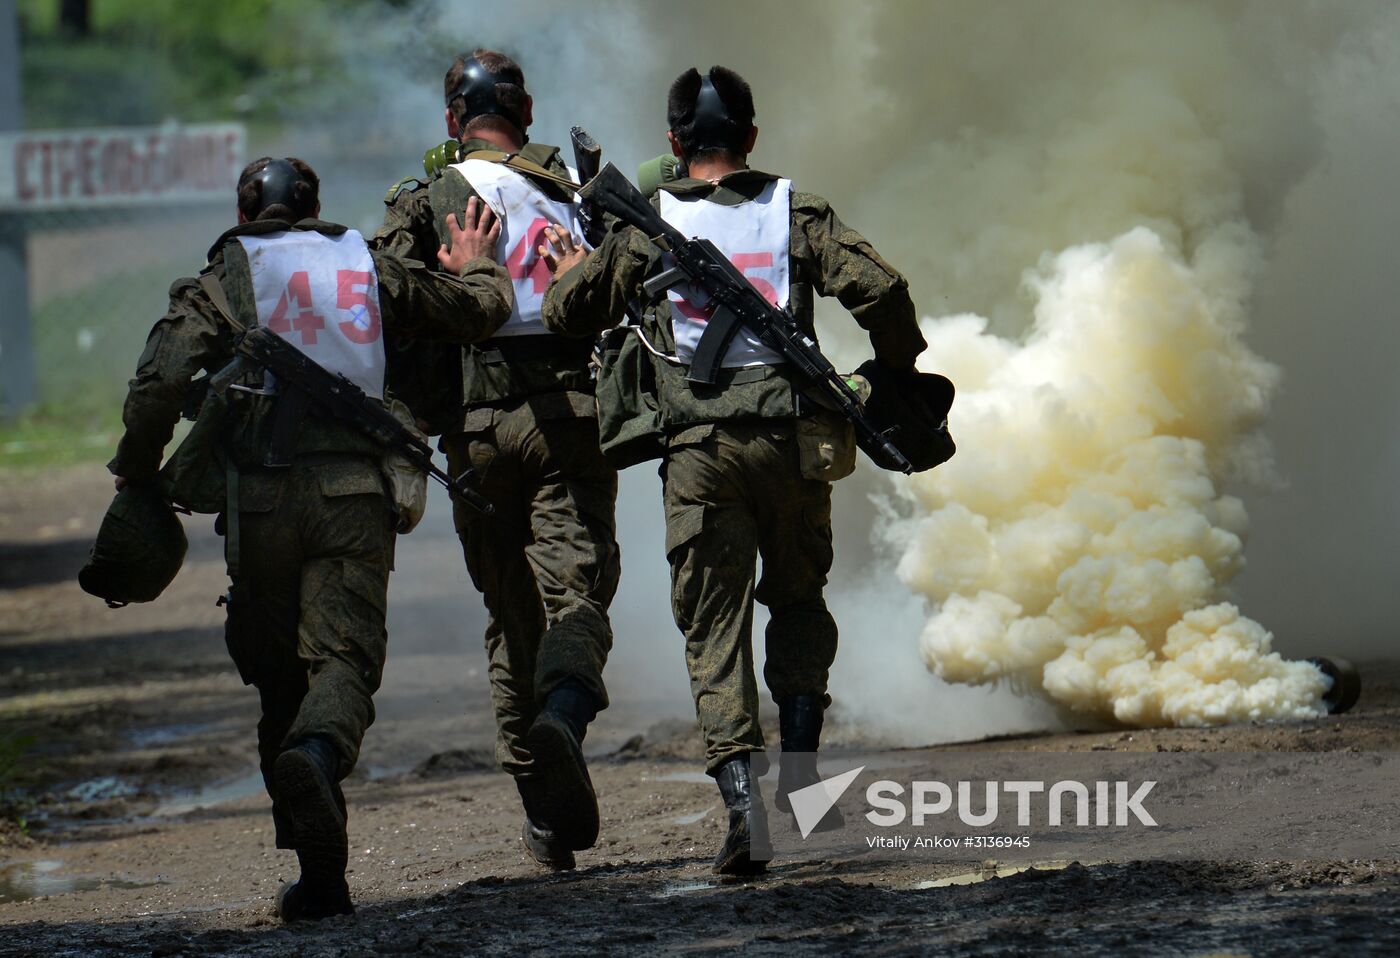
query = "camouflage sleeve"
xmin=541 ymin=222 xmax=652 ymax=338
xmin=791 ymin=191 xmax=926 ymax=370
xmin=373 ymin=251 xmax=512 ymax=344
xmin=108 ymin=278 xmax=234 ymax=483
xmin=370 ymin=180 xmax=440 ymax=262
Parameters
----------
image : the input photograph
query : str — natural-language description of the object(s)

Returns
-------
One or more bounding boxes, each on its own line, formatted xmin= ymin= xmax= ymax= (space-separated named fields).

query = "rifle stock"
xmin=570 ymin=126 xmax=605 ymax=246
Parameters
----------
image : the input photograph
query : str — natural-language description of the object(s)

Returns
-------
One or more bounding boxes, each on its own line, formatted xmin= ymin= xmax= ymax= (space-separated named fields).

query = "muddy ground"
xmin=1 ymin=464 xmax=1397 ymax=957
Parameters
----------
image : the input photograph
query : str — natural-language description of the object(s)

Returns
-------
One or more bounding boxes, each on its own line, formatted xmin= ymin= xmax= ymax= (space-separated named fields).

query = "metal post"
xmin=0 ymin=0 xmax=34 ymax=418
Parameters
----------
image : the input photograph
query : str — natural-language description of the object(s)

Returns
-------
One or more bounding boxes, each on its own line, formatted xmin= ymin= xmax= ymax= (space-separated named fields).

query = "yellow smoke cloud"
xmin=899 ymin=227 xmax=1327 ymax=725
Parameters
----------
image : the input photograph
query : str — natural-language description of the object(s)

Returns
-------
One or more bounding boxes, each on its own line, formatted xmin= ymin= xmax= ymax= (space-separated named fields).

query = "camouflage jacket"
xmin=373 ymin=139 xmax=594 ymax=429
xmin=110 ymin=218 xmax=511 ymax=483
xmin=541 ymin=169 xmax=926 ymax=428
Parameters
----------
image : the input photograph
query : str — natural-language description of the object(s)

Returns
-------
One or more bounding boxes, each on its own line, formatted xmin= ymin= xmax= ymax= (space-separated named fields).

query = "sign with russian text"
xmin=0 ymin=122 xmax=245 ymax=212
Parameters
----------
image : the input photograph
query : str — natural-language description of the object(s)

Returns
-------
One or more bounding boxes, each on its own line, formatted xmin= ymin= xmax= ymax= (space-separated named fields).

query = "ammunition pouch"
xmin=796 ymin=409 xmax=857 ymax=482
xmin=594 ymin=325 xmax=666 ymax=469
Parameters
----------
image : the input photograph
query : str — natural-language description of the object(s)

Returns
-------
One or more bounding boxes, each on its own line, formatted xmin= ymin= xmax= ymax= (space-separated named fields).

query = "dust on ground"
xmin=1 ymin=464 xmax=1396 ymax=957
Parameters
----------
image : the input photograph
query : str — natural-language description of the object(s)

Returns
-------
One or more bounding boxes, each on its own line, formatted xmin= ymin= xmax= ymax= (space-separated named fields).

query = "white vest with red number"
xmin=235 ymin=229 xmax=386 ymax=398
xmin=658 ymin=180 xmax=792 ymax=369
xmin=450 ymin=158 xmax=587 ymax=337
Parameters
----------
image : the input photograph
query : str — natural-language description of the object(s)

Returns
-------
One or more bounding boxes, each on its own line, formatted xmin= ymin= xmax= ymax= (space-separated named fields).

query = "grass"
xmin=1 ymin=257 xmax=185 ymax=470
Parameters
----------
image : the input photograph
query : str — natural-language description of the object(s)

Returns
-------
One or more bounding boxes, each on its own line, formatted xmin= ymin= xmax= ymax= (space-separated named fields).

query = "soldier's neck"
xmin=685 ymin=154 xmax=747 ymax=184
xmin=463 ymin=129 xmax=524 ymax=153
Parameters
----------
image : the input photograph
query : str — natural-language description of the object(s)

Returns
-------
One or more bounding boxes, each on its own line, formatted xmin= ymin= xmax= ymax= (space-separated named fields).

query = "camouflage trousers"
xmin=221 ymin=455 xmax=396 ymax=848
xmin=442 ymin=396 xmax=620 ymax=777
xmin=662 ymin=420 xmax=838 ymax=775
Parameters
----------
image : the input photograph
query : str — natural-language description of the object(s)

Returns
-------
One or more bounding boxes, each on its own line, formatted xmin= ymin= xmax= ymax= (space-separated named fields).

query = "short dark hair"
xmin=667 ymin=65 xmax=755 ymax=162
xmin=236 ymin=157 xmax=319 ymax=222
xmin=445 ymin=48 xmax=529 ymax=141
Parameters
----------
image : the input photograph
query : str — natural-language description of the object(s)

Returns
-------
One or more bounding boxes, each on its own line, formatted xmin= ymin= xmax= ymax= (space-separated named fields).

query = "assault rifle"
xmin=569 ymin=126 xmax=604 ymax=246
xmin=579 ymin=162 xmax=914 ymax=474
xmin=210 ymin=326 xmax=495 ymax=515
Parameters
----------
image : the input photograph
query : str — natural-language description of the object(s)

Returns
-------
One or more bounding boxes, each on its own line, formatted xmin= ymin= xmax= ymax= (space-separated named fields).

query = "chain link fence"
xmin=0 ymin=203 xmax=231 ymax=462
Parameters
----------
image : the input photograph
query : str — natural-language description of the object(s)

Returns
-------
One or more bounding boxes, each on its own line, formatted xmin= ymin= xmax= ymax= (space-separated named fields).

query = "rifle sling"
xmin=199 ymin=272 xmax=248 ymax=576
xmin=199 ymin=273 xmax=246 ymax=333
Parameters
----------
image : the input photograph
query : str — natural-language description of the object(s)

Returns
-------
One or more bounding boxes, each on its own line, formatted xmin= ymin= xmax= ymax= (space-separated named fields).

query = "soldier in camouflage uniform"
xmin=372 ymin=49 xmax=619 ymax=870
xmin=110 ymin=157 xmax=510 ymax=920
xmin=541 ymin=66 xmax=927 ymax=873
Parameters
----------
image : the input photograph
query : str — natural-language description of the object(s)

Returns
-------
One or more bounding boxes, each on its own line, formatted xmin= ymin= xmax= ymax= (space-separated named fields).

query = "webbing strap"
xmin=199 ymin=272 xmax=246 ymax=332
xmin=460 ymin=149 xmax=583 ymax=194
xmin=224 ymin=459 xmax=240 ymax=578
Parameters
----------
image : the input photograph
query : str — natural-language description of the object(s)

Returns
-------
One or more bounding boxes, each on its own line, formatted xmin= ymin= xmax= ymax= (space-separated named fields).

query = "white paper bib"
xmin=235 ymin=229 xmax=386 ymax=398
xmin=451 ymin=158 xmax=588 ymax=337
xmin=659 ymin=179 xmax=792 ymax=368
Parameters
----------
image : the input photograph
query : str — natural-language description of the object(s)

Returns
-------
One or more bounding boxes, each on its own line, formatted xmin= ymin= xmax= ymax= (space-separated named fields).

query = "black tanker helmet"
xmin=448 ymin=55 xmax=528 ymax=140
xmin=238 ymin=158 xmax=315 ymax=220
xmin=689 ymin=73 xmax=749 ymax=154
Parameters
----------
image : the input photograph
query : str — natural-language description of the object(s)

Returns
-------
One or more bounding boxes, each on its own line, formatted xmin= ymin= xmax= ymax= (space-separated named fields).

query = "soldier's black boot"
xmin=516 ymin=777 xmax=577 ymax=871
xmin=524 ymin=681 xmax=600 ymax=851
xmin=713 ymin=755 xmax=771 ymax=876
xmin=774 ymin=695 xmax=843 ymax=833
xmin=274 ymin=736 xmax=354 ymax=921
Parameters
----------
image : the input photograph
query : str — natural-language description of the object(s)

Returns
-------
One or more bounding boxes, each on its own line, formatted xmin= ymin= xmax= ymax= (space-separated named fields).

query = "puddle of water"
xmin=671 ymin=806 xmax=714 ymax=826
xmin=127 ymin=723 xmax=213 ymax=749
xmin=916 ymin=860 xmax=1081 ymax=889
xmin=654 ymin=771 xmax=713 ymax=785
xmin=154 ymin=770 xmax=265 ymax=817
xmin=65 ymin=777 xmax=136 ymax=803
xmin=656 ymin=879 xmax=718 ymax=898
xmin=0 ymin=860 xmax=161 ymax=904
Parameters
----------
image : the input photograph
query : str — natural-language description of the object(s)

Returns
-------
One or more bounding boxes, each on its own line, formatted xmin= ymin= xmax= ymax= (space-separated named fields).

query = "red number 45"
xmin=266 ymin=270 xmax=381 ymax=345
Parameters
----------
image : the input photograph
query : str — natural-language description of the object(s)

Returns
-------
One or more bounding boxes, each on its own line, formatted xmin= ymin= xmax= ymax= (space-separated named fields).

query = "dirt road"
xmin=1 ymin=464 xmax=1397 ymax=957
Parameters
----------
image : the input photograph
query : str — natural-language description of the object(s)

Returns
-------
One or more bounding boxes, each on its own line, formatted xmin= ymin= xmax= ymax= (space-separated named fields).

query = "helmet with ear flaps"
xmin=690 ymin=73 xmax=748 ymax=153
xmin=79 ymin=485 xmax=188 ymax=607
xmin=448 ymin=55 xmax=528 ymax=140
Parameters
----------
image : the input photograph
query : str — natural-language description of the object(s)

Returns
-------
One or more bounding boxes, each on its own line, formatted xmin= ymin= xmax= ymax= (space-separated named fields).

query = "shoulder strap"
xmin=459 ymin=149 xmax=582 ymax=194
xmin=384 ymin=175 xmax=425 ymax=204
xmin=199 ymin=272 xmax=246 ymax=334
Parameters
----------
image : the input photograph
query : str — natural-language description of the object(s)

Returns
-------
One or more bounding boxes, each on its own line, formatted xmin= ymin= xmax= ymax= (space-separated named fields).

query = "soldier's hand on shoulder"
xmin=437 ymin=198 xmax=502 ymax=274
xmin=538 ymin=225 xmax=588 ymax=280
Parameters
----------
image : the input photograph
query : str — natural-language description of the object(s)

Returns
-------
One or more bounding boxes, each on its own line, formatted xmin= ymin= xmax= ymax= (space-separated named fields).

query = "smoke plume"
xmin=845 ymin=1 xmax=1395 ymax=727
